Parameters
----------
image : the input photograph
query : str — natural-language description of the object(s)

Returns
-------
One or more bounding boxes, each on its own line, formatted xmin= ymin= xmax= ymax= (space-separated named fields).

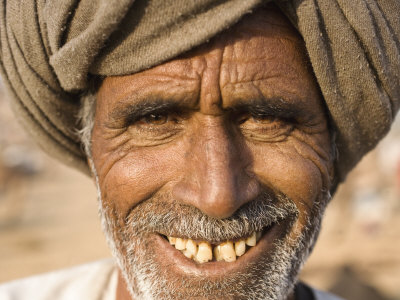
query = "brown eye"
xmin=237 ymin=113 xmax=277 ymax=125
xmin=252 ymin=115 xmax=278 ymax=124
xmin=237 ymin=114 xmax=249 ymax=125
xmin=142 ymin=113 xmax=168 ymax=125
xmin=238 ymin=112 xmax=293 ymax=142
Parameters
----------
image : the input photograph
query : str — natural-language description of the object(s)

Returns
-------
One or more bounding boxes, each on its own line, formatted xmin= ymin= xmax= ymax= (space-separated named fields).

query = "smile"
xmin=161 ymin=223 xmax=276 ymax=264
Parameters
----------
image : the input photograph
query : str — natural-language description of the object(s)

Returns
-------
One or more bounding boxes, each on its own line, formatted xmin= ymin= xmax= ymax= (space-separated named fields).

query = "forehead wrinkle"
xmin=112 ymin=78 xmax=198 ymax=107
xmin=219 ymin=39 xmax=301 ymax=85
xmin=218 ymin=38 xmax=314 ymax=113
xmin=151 ymin=57 xmax=203 ymax=81
xmin=193 ymin=48 xmax=224 ymax=115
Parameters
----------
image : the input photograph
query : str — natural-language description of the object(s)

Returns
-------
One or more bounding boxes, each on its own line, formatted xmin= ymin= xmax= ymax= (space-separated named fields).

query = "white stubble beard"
xmin=91 ymin=163 xmax=329 ymax=300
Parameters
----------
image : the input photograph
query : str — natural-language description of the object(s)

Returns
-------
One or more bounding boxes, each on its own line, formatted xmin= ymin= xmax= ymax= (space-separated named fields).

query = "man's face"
xmin=91 ymin=6 xmax=333 ymax=300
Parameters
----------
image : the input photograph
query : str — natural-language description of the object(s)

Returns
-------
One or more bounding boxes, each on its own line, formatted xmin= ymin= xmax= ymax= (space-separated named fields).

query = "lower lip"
xmin=152 ymin=221 xmax=284 ymax=277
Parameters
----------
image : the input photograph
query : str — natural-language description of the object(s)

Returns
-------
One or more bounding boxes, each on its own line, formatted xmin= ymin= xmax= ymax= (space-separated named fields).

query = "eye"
xmin=237 ymin=113 xmax=293 ymax=142
xmin=133 ymin=111 xmax=185 ymax=127
xmin=139 ymin=113 xmax=169 ymax=125
xmin=237 ymin=113 xmax=279 ymax=125
xmin=125 ymin=111 xmax=185 ymax=145
xmin=129 ymin=110 xmax=186 ymax=137
xmin=251 ymin=114 xmax=279 ymax=124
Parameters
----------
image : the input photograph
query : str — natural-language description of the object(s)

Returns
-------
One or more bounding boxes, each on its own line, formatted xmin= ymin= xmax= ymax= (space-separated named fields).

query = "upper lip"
xmin=124 ymin=191 xmax=298 ymax=246
xmin=160 ymin=223 xmax=272 ymax=244
xmin=153 ymin=212 xmax=291 ymax=244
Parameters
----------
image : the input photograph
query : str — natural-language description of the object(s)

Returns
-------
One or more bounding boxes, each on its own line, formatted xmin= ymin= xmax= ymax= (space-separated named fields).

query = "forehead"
xmin=97 ymin=7 xmax=323 ymax=117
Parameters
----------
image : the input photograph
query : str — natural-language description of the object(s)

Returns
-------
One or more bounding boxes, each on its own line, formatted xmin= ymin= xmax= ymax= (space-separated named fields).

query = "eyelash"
xmin=128 ymin=110 xmax=181 ymax=126
xmin=128 ymin=112 xmax=185 ymax=138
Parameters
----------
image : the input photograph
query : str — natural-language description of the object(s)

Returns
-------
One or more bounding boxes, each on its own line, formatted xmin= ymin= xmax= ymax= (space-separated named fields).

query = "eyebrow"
xmin=228 ymin=97 xmax=306 ymax=120
xmin=109 ymin=96 xmax=306 ymax=127
xmin=110 ymin=98 xmax=193 ymax=127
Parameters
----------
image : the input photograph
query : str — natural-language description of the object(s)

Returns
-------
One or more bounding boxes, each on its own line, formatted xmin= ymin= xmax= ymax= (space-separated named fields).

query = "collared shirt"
xmin=0 ymin=259 xmax=344 ymax=300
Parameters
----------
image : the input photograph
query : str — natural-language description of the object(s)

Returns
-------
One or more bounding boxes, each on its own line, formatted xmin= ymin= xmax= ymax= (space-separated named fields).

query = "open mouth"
xmin=161 ymin=223 xmax=275 ymax=263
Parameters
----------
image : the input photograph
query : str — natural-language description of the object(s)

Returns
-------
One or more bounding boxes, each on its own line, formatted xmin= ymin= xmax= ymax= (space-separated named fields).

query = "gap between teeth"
xmin=167 ymin=231 xmax=263 ymax=263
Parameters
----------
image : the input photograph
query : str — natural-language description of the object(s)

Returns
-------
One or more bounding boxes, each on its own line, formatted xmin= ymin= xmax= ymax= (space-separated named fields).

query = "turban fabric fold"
xmin=0 ymin=0 xmax=399 ymax=183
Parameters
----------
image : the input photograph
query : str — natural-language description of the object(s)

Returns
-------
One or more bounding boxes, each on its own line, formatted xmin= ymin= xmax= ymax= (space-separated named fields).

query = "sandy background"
xmin=0 ymin=83 xmax=399 ymax=300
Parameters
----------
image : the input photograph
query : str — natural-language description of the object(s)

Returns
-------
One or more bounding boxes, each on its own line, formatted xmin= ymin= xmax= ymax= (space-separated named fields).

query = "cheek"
xmin=251 ymin=142 xmax=324 ymax=216
xmin=98 ymin=143 xmax=185 ymax=217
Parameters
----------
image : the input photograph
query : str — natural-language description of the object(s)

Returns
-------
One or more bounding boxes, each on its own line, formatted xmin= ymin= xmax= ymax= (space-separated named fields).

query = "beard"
xmin=95 ymin=173 xmax=329 ymax=300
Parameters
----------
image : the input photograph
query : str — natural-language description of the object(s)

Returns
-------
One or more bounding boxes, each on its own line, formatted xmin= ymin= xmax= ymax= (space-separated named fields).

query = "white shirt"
xmin=0 ymin=259 xmax=118 ymax=300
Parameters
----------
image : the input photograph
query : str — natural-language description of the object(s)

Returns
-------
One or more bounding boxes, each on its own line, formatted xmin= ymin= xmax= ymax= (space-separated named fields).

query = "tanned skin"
xmin=92 ymin=5 xmax=333 ymax=300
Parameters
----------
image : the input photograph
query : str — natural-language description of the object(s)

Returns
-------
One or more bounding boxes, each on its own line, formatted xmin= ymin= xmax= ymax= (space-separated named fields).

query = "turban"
xmin=0 ymin=0 xmax=399 ymax=186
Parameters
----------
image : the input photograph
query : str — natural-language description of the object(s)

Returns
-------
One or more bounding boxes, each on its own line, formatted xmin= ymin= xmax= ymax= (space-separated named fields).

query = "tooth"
xmin=246 ymin=232 xmax=256 ymax=246
xmin=213 ymin=245 xmax=223 ymax=261
xmin=256 ymin=231 xmax=262 ymax=241
xmin=175 ymin=238 xmax=187 ymax=250
xmin=235 ymin=240 xmax=246 ymax=257
xmin=220 ymin=241 xmax=236 ymax=262
xmin=195 ymin=242 xmax=212 ymax=263
xmin=168 ymin=237 xmax=176 ymax=245
xmin=183 ymin=249 xmax=194 ymax=259
xmin=186 ymin=239 xmax=197 ymax=257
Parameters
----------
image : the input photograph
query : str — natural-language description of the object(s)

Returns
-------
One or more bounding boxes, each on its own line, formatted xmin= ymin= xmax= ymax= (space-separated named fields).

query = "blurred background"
xmin=0 ymin=80 xmax=399 ymax=300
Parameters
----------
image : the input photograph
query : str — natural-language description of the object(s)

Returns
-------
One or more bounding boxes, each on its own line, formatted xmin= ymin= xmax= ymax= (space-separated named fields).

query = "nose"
xmin=172 ymin=116 xmax=260 ymax=219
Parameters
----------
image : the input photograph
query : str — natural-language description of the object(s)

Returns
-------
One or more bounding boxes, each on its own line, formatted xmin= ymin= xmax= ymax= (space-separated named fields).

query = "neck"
xmin=116 ymin=271 xmax=132 ymax=300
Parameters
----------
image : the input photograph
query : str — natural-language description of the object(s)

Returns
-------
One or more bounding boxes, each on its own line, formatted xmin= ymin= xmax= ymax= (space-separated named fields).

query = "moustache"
xmin=123 ymin=191 xmax=299 ymax=244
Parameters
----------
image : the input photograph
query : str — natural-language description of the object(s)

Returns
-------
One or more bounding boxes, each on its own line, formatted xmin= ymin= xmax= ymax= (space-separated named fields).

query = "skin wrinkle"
xmin=293 ymin=135 xmax=333 ymax=186
xmin=254 ymin=148 xmax=317 ymax=214
xmin=98 ymin=118 xmax=187 ymax=185
xmin=82 ymin=5 xmax=336 ymax=300
xmin=224 ymin=60 xmax=302 ymax=86
xmin=286 ymin=133 xmax=331 ymax=179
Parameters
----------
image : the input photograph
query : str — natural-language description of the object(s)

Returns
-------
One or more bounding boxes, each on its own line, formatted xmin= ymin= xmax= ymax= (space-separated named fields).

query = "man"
xmin=0 ymin=0 xmax=399 ymax=299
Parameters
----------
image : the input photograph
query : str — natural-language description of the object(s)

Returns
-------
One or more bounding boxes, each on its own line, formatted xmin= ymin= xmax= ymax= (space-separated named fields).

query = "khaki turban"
xmin=1 ymin=0 xmax=399 ymax=185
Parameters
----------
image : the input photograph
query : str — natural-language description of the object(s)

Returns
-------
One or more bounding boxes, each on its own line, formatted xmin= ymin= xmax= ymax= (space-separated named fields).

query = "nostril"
xmin=198 ymin=176 xmax=260 ymax=219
